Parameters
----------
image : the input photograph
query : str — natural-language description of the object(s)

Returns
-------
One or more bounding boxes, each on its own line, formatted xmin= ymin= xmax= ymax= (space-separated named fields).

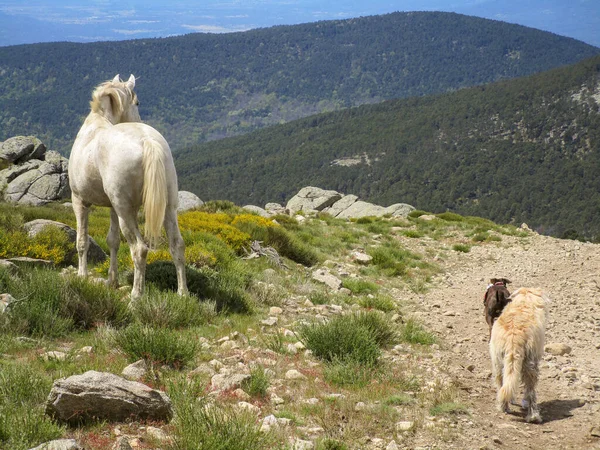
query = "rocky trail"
xmin=401 ymin=232 xmax=600 ymax=449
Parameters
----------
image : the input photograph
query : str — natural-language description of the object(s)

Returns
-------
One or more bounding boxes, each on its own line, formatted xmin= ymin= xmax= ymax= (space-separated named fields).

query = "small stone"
xmin=286 ymin=369 xmax=307 ymax=380
xmin=112 ymin=436 xmax=133 ymax=450
xmin=292 ymin=439 xmax=314 ymax=450
xmin=304 ymin=397 xmax=319 ymax=405
xmin=395 ymin=421 xmax=414 ymax=432
xmin=354 ymin=402 xmax=367 ymax=411
xmin=269 ymin=306 xmax=283 ymax=315
xmin=122 ymin=359 xmax=147 ymax=381
xmin=237 ymin=401 xmax=260 ymax=414
xmin=544 ymin=343 xmax=572 ymax=356
xmin=233 ymin=388 xmax=251 ymax=400
xmin=492 ymin=436 xmax=503 ymax=444
xmin=590 ymin=426 xmax=600 ymax=438
xmin=261 ymin=317 xmax=278 ymax=326
xmin=386 ymin=441 xmax=400 ymax=450
xmin=270 ymin=393 xmax=285 ymax=405
xmin=146 ymin=426 xmax=171 ymax=443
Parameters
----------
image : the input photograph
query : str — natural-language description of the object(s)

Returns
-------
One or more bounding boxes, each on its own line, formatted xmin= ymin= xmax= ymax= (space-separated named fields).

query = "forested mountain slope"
xmin=175 ymin=56 xmax=600 ymax=239
xmin=0 ymin=11 xmax=598 ymax=154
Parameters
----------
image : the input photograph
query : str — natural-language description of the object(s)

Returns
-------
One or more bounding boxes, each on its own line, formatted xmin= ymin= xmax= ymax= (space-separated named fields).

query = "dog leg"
xmin=523 ymin=361 xmax=542 ymax=423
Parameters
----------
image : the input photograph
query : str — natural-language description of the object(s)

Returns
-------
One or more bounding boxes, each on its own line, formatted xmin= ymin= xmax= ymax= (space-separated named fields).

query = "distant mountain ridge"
xmin=174 ymin=55 xmax=600 ymax=239
xmin=0 ymin=11 xmax=598 ymax=154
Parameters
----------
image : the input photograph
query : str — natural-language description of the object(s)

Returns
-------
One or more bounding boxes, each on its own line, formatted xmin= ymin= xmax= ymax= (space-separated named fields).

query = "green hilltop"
xmin=175 ymin=55 xmax=600 ymax=240
xmin=0 ymin=11 xmax=598 ymax=154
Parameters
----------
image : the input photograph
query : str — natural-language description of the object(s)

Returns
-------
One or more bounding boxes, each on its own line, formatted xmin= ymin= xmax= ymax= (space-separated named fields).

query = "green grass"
xmin=296 ymin=311 xmax=397 ymax=367
xmin=384 ymin=393 xmax=416 ymax=406
xmin=356 ymin=294 xmax=396 ymax=312
xmin=452 ymin=243 xmax=471 ymax=253
xmin=0 ymin=362 xmax=65 ymax=450
xmin=399 ymin=318 xmax=437 ymax=345
xmin=430 ymin=402 xmax=469 ymax=416
xmin=131 ymin=286 xmax=216 ymax=329
xmin=341 ymin=278 xmax=379 ymax=294
xmin=242 ymin=365 xmax=270 ymax=398
xmin=114 ymin=324 xmax=199 ymax=368
xmin=167 ymin=378 xmax=275 ymax=450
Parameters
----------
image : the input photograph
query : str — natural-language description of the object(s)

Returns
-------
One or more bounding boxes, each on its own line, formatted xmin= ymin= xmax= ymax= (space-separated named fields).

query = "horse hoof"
xmin=526 ymin=413 xmax=542 ymax=424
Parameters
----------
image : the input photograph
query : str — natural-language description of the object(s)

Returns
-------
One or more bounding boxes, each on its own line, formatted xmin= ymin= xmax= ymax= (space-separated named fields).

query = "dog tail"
xmin=498 ymin=335 xmax=523 ymax=406
xmin=142 ymin=138 xmax=167 ymax=249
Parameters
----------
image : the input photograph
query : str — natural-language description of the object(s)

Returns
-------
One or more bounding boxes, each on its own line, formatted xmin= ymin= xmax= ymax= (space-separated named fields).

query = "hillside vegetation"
xmin=175 ymin=55 xmax=600 ymax=239
xmin=0 ymin=199 xmax=534 ymax=450
xmin=0 ymin=11 xmax=598 ymax=154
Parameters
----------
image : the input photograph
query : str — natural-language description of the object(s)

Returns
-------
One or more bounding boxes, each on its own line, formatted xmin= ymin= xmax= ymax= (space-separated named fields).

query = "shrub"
xmin=368 ymin=242 xmax=424 ymax=277
xmin=296 ymin=311 xmax=397 ymax=366
xmin=60 ymin=274 xmax=130 ymax=329
xmin=357 ymin=294 xmax=396 ymax=312
xmin=323 ymin=359 xmax=377 ymax=388
xmin=384 ymin=394 xmax=415 ymax=406
xmin=430 ymin=402 xmax=469 ymax=416
xmin=242 ymin=365 xmax=270 ymax=398
xmin=114 ymin=324 xmax=198 ymax=368
xmin=0 ymin=362 xmax=65 ymax=449
xmin=316 ymin=439 xmax=350 ymax=450
xmin=168 ymin=379 xmax=272 ymax=450
xmin=178 ymin=211 xmax=251 ymax=252
xmin=408 ymin=210 xmax=429 ymax=218
xmin=263 ymin=226 xmax=318 ymax=266
xmin=341 ymin=278 xmax=379 ymax=295
xmin=0 ymin=226 xmax=72 ymax=265
xmin=399 ymin=319 xmax=436 ymax=345
xmin=436 ymin=212 xmax=465 ymax=222
xmin=131 ymin=287 xmax=216 ymax=329
xmin=452 ymin=244 xmax=471 ymax=253
xmin=143 ymin=261 xmax=252 ymax=313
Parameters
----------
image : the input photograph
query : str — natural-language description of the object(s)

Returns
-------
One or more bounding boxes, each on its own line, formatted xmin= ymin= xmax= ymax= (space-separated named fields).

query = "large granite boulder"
xmin=29 ymin=439 xmax=83 ymax=450
xmin=286 ymin=187 xmax=342 ymax=214
xmin=0 ymin=136 xmax=46 ymax=164
xmin=243 ymin=205 xmax=269 ymax=217
xmin=2 ymin=150 xmax=70 ymax=206
xmin=322 ymin=194 xmax=358 ymax=217
xmin=336 ymin=200 xmax=415 ymax=219
xmin=46 ymin=371 xmax=173 ymax=424
xmin=177 ymin=190 xmax=204 ymax=213
xmin=23 ymin=219 xmax=107 ymax=264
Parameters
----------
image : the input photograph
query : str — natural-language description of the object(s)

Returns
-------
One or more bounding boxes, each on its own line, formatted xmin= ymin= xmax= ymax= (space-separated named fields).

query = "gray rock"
xmin=24 ymin=219 xmax=107 ymax=264
xmin=323 ymin=194 xmax=358 ymax=217
xmin=4 ymin=151 xmax=70 ymax=206
xmin=0 ymin=160 xmax=43 ymax=184
xmin=122 ymin=359 xmax=148 ymax=381
xmin=336 ymin=200 xmax=386 ymax=219
xmin=6 ymin=257 xmax=54 ymax=268
xmin=111 ymin=437 xmax=134 ymax=450
xmin=0 ymin=136 xmax=46 ymax=164
xmin=243 ymin=205 xmax=269 ymax=217
xmin=312 ymin=268 xmax=342 ymax=290
xmin=383 ymin=203 xmax=415 ymax=218
xmin=210 ymin=373 xmax=251 ymax=391
xmin=46 ymin=371 xmax=173 ymax=424
xmin=177 ymin=191 xmax=204 ymax=212
xmin=286 ymin=187 xmax=342 ymax=215
xmin=29 ymin=439 xmax=82 ymax=450
xmin=265 ymin=202 xmax=287 ymax=215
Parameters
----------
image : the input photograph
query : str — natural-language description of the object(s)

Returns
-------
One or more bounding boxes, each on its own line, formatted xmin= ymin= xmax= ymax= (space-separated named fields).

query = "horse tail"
xmin=498 ymin=333 xmax=523 ymax=406
xmin=142 ymin=138 xmax=167 ymax=249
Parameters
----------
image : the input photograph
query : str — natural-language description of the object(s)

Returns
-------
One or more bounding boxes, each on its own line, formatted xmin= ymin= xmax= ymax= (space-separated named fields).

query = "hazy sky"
xmin=0 ymin=0 xmax=598 ymax=47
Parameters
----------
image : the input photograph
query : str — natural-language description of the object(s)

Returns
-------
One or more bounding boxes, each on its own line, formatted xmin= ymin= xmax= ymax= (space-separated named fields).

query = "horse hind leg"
xmin=117 ymin=211 xmax=148 ymax=301
xmin=164 ymin=208 xmax=188 ymax=296
xmin=106 ymin=208 xmax=120 ymax=288
xmin=72 ymin=196 xmax=91 ymax=277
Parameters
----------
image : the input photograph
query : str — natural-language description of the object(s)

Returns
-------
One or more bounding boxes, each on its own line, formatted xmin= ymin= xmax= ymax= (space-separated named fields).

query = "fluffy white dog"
xmin=489 ymin=287 xmax=549 ymax=423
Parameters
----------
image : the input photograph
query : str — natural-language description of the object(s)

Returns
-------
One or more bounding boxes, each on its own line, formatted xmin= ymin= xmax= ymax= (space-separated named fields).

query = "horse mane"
xmin=90 ymin=80 xmax=134 ymax=120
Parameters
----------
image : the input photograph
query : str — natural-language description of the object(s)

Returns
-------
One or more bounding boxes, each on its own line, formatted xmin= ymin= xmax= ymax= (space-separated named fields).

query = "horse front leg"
xmin=106 ymin=208 xmax=121 ymax=288
xmin=164 ymin=207 xmax=188 ymax=296
xmin=72 ymin=195 xmax=90 ymax=277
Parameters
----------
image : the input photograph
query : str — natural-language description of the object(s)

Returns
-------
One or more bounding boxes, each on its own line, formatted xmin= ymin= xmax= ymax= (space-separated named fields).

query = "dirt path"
xmin=401 ymin=232 xmax=600 ymax=449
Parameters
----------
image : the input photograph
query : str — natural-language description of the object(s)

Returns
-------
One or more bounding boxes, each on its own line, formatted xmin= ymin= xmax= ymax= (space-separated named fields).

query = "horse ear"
xmin=126 ymin=74 xmax=136 ymax=90
xmin=112 ymin=74 xmax=121 ymax=83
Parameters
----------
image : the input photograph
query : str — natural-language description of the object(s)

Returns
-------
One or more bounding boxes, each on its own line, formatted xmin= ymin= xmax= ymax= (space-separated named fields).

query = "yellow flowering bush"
xmin=231 ymin=214 xmax=276 ymax=229
xmin=178 ymin=211 xmax=251 ymax=252
xmin=0 ymin=226 xmax=72 ymax=264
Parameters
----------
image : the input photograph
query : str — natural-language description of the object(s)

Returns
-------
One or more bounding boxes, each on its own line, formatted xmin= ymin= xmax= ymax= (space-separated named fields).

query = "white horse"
xmin=69 ymin=74 xmax=188 ymax=300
